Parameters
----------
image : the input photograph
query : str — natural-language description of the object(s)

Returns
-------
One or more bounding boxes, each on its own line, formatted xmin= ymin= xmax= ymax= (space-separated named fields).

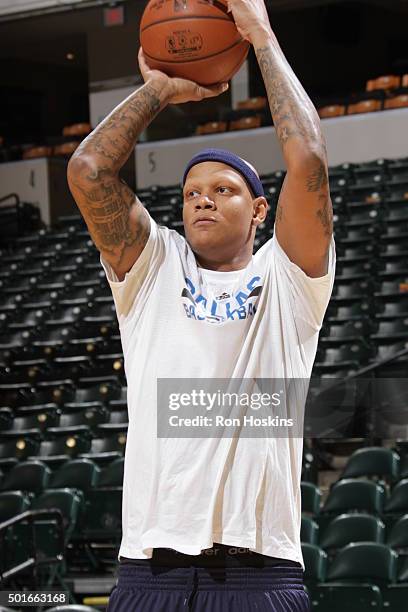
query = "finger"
xmin=138 ymin=47 xmax=150 ymax=74
xmin=197 ymin=82 xmax=229 ymax=99
xmin=227 ymin=1 xmax=232 ymax=12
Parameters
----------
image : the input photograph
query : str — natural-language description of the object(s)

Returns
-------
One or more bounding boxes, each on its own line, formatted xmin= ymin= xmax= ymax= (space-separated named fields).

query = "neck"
xmin=195 ymin=251 xmax=252 ymax=272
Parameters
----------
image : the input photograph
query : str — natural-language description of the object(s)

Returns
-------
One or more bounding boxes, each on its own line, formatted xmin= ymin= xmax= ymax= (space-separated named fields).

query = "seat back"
xmin=302 ymin=543 xmax=327 ymax=581
xmin=341 ymin=447 xmax=400 ymax=482
xmin=49 ymin=458 xmax=100 ymax=491
xmin=301 ymin=482 xmax=321 ymax=515
xmin=0 ymin=491 xmax=30 ymax=521
xmin=385 ymin=479 xmax=408 ymax=513
xmin=323 ymin=479 xmax=385 ymax=515
xmin=301 ymin=516 xmax=319 ymax=545
xmin=320 ymin=513 xmax=385 ymax=550
xmin=327 ymin=543 xmax=397 ymax=583
xmin=386 ymin=514 xmax=408 ymax=549
xmin=1 ymin=460 xmax=50 ymax=495
xmin=97 ymin=457 xmax=124 ymax=487
xmin=32 ymin=488 xmax=81 ymax=535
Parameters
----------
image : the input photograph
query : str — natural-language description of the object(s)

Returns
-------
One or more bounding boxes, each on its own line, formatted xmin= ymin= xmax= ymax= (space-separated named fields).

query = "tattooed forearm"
xmin=255 ymin=41 xmax=324 ymax=161
xmin=73 ymin=83 xmax=162 ymax=173
xmin=66 ymin=81 xmax=165 ymax=272
xmin=256 ymin=34 xmax=333 ymax=240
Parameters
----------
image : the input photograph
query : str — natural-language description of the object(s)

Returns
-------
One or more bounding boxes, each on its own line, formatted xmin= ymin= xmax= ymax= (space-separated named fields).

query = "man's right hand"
xmin=138 ymin=47 xmax=229 ymax=105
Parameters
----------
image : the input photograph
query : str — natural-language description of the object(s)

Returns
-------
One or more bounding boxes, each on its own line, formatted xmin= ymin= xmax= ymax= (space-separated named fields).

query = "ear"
xmin=252 ymin=196 xmax=269 ymax=226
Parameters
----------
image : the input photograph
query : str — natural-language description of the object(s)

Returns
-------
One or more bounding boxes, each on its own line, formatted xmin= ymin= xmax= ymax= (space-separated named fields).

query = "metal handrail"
xmin=313 ymin=344 xmax=408 ymax=395
xmin=0 ymin=508 xmax=65 ymax=585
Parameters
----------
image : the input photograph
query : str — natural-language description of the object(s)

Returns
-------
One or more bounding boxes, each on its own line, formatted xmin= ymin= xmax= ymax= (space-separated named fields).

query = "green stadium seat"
xmin=0 ymin=430 xmax=41 ymax=469
xmin=320 ymin=513 xmax=385 ymax=552
xmin=302 ymin=543 xmax=328 ymax=609
xmin=0 ymin=491 xmax=30 ymax=521
xmin=340 ymin=447 xmax=400 ymax=483
xmin=0 ymin=460 xmax=51 ymax=495
xmin=386 ymin=514 xmax=408 ymax=549
xmin=397 ymin=556 xmax=408 ymax=582
xmin=322 ymin=479 xmax=385 ymax=516
xmin=31 ymin=488 xmax=81 ymax=538
xmin=6 ymin=488 xmax=81 ymax=588
xmin=301 ymin=482 xmax=321 ymax=516
xmin=314 ymin=543 xmax=397 ymax=611
xmin=301 ymin=516 xmax=319 ymax=544
xmin=315 ymin=582 xmax=382 ymax=611
xmin=385 ymin=479 xmax=408 ymax=514
xmin=79 ymin=426 xmax=127 ymax=465
xmin=81 ymin=487 xmax=122 ymax=559
xmin=58 ymin=405 xmax=109 ymax=429
xmin=302 ymin=543 xmax=328 ymax=582
xmin=327 ymin=542 xmax=397 ymax=583
xmin=73 ymin=460 xmax=124 ymax=568
xmin=63 ymin=382 xmax=121 ymax=410
xmin=11 ymin=405 xmax=60 ymax=431
xmin=48 ymin=458 xmax=100 ymax=492
xmin=97 ymin=457 xmax=124 ymax=487
xmin=32 ymin=427 xmax=92 ymax=468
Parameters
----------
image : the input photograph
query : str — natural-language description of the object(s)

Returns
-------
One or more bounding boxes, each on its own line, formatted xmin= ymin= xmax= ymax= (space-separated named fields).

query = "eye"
xmin=216 ymin=186 xmax=231 ymax=194
xmin=186 ymin=189 xmax=200 ymax=198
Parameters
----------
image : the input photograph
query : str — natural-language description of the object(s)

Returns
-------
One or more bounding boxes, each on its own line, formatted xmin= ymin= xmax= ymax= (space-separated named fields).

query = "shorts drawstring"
xmin=183 ymin=566 xmax=198 ymax=610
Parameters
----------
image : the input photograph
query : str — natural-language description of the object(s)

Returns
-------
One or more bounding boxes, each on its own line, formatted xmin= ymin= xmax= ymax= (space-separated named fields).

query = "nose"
xmin=195 ymin=194 xmax=216 ymax=210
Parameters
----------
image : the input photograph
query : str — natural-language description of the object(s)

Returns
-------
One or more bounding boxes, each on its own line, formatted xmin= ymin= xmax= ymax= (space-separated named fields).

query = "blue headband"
xmin=182 ymin=148 xmax=264 ymax=199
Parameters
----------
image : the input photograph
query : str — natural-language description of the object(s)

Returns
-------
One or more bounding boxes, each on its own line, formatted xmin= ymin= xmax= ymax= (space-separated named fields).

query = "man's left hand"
xmin=227 ymin=0 xmax=272 ymax=45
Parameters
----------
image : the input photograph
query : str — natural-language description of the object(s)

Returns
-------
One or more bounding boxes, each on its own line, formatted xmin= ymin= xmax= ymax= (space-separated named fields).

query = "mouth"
xmin=193 ymin=217 xmax=217 ymax=227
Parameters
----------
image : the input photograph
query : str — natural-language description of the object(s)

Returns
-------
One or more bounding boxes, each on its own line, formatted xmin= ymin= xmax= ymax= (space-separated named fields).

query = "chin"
xmin=187 ymin=235 xmax=220 ymax=256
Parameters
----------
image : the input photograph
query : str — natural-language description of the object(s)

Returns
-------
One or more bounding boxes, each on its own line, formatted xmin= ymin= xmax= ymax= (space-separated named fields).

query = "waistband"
xmin=120 ymin=544 xmax=302 ymax=569
xmin=115 ymin=563 xmax=305 ymax=591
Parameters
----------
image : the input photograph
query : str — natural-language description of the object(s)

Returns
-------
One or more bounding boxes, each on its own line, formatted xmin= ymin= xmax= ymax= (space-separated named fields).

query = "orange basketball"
xmin=140 ymin=0 xmax=250 ymax=86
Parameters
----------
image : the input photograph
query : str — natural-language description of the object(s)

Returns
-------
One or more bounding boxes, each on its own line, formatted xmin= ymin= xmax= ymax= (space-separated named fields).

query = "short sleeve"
xmin=271 ymin=230 xmax=336 ymax=331
xmin=100 ymin=213 xmax=165 ymax=323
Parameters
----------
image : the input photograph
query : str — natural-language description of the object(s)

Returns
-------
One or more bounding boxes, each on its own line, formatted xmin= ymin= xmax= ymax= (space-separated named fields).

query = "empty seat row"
xmin=0 ymin=457 xmax=123 ymax=499
xmin=302 ymin=541 xmax=408 ymax=611
xmin=301 ymin=478 xmax=408 ymax=517
xmin=301 ymin=512 xmax=408 ymax=551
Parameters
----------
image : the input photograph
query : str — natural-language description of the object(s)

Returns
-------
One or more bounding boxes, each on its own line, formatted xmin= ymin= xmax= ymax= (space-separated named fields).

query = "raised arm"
xmin=67 ymin=49 xmax=227 ymax=281
xmin=229 ymin=0 xmax=333 ymax=278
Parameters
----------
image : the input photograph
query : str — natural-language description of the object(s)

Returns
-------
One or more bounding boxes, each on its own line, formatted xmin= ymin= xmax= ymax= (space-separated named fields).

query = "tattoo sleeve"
xmin=72 ymin=83 xmax=163 ymax=173
xmin=255 ymin=34 xmax=333 ymax=239
xmin=67 ymin=82 xmax=167 ymax=273
xmin=255 ymin=37 xmax=324 ymax=158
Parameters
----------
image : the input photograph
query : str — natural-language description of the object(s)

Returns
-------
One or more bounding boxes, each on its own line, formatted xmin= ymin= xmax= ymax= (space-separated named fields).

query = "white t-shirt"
xmin=101 ymin=212 xmax=336 ymax=569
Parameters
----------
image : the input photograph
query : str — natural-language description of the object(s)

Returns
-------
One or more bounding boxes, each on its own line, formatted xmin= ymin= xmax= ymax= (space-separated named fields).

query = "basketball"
xmin=140 ymin=0 xmax=250 ymax=86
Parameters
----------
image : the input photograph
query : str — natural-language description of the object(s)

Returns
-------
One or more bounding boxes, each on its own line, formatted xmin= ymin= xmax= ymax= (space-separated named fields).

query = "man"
xmin=67 ymin=0 xmax=335 ymax=609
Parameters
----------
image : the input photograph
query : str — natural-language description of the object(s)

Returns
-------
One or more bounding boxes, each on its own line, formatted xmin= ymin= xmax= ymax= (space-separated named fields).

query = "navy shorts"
xmin=107 ymin=544 xmax=310 ymax=611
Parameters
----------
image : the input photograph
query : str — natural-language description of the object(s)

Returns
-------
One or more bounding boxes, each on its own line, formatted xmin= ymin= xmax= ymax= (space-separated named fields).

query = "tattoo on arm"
xmin=257 ymin=41 xmax=333 ymax=240
xmin=306 ymin=160 xmax=333 ymax=237
xmin=74 ymin=84 xmax=162 ymax=172
xmin=255 ymin=45 xmax=317 ymax=152
xmin=68 ymin=83 xmax=163 ymax=268
xmin=70 ymin=167 xmax=149 ymax=270
xmin=275 ymin=159 xmax=333 ymax=238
